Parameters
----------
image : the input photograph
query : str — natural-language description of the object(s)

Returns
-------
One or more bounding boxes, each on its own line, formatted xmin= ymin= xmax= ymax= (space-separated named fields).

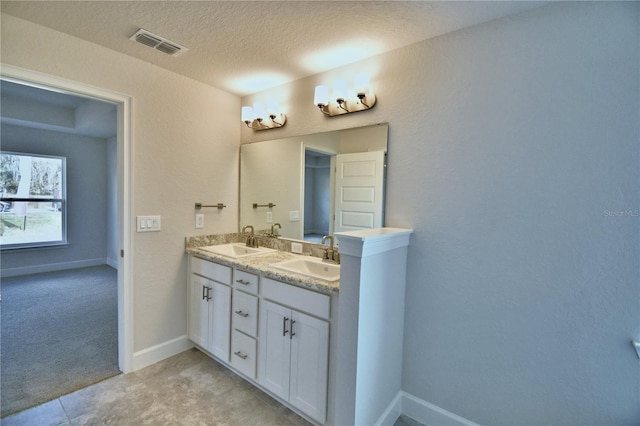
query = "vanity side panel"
xmin=334 ymin=255 xmax=362 ymax=425
xmin=354 ymin=246 xmax=408 ymax=425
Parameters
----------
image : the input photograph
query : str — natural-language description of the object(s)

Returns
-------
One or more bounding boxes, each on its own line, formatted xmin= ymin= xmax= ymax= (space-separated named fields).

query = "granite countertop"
xmin=186 ymin=245 xmax=339 ymax=294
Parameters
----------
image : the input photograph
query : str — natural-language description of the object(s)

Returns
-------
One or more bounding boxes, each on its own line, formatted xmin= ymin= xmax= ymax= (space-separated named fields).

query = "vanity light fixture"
xmin=313 ymin=73 xmax=377 ymax=117
xmin=241 ymin=100 xmax=287 ymax=130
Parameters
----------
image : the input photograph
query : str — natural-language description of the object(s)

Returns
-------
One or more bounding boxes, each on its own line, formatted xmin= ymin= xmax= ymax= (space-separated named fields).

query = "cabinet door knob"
xmin=235 ymin=310 xmax=249 ymax=318
xmin=283 ymin=316 xmax=289 ymax=336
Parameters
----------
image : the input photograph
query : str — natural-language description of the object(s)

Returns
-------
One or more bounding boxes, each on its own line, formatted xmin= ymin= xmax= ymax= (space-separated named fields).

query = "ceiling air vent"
xmin=129 ymin=29 xmax=187 ymax=56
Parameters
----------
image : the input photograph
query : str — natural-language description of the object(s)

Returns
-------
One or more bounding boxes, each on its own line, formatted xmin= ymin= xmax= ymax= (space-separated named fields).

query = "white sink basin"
xmin=269 ymin=257 xmax=340 ymax=282
xmin=200 ymin=243 xmax=275 ymax=259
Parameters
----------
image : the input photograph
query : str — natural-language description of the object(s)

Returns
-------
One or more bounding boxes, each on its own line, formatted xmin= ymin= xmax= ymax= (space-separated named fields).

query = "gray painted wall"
xmin=1 ymin=124 xmax=109 ymax=271
xmin=397 ymin=4 xmax=639 ymax=424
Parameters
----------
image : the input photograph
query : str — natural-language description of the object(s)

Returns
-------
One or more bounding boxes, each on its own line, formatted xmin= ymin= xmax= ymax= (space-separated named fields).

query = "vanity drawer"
xmin=233 ymin=269 xmax=259 ymax=294
xmin=261 ymin=278 xmax=330 ymax=320
xmin=231 ymin=330 xmax=257 ymax=380
xmin=192 ymin=257 xmax=231 ymax=284
xmin=232 ymin=289 xmax=258 ymax=337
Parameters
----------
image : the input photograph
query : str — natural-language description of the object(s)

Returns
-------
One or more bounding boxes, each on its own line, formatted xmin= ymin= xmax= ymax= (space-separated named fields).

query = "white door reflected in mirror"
xmin=240 ymin=123 xmax=388 ymax=243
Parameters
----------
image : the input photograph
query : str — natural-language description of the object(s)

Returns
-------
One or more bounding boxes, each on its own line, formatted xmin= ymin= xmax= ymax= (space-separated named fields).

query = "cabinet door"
xmin=289 ymin=310 xmax=329 ymax=424
xmin=258 ymin=300 xmax=291 ymax=401
xmin=209 ymin=281 xmax=231 ymax=362
xmin=189 ymin=275 xmax=209 ymax=349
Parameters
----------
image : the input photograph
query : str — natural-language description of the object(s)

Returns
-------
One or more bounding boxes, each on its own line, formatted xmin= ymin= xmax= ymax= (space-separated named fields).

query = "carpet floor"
xmin=1 ymin=265 xmax=120 ymax=417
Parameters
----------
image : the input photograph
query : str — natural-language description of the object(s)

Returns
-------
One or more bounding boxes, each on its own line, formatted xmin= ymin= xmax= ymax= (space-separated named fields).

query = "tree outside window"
xmin=0 ymin=152 xmax=66 ymax=249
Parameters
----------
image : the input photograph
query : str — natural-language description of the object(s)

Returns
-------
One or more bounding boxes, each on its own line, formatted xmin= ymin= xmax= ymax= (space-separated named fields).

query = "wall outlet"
xmin=289 ymin=210 xmax=300 ymax=222
xmin=291 ymin=242 xmax=303 ymax=254
xmin=195 ymin=214 xmax=204 ymax=229
xmin=266 ymin=212 xmax=273 ymax=223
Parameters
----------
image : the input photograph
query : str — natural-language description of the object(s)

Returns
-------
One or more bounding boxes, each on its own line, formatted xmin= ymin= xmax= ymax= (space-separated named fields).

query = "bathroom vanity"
xmin=185 ymin=227 xmax=412 ymax=425
xmin=186 ymin=237 xmax=338 ymax=424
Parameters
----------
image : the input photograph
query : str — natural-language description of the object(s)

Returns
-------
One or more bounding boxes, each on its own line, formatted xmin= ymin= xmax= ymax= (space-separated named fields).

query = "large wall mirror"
xmin=240 ymin=123 xmax=388 ymax=243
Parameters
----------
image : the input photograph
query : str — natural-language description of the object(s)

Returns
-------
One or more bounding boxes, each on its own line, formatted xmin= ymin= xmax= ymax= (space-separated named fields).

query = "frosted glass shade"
xmin=333 ymin=80 xmax=348 ymax=101
xmin=241 ymin=106 xmax=253 ymax=122
xmin=314 ymin=85 xmax=329 ymax=106
xmin=253 ymin=103 xmax=266 ymax=120
xmin=266 ymin=100 xmax=279 ymax=115
xmin=354 ymin=73 xmax=369 ymax=94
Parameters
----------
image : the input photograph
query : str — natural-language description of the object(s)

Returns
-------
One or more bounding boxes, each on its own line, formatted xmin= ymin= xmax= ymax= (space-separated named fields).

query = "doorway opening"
xmin=304 ymin=149 xmax=332 ymax=243
xmin=0 ymin=78 xmax=119 ymax=416
xmin=0 ymin=66 xmax=133 ymax=415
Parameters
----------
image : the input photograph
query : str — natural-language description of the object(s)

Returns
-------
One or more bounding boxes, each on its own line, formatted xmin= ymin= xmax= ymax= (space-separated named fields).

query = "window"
xmin=0 ymin=152 xmax=67 ymax=249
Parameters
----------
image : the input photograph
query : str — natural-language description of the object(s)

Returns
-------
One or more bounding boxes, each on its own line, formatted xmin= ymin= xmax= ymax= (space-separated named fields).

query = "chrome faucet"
xmin=242 ymin=225 xmax=258 ymax=248
xmin=270 ymin=223 xmax=281 ymax=237
xmin=321 ymin=234 xmax=340 ymax=264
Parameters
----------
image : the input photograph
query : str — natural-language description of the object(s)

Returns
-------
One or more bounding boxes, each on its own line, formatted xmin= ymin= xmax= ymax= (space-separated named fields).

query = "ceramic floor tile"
xmin=1 ymin=399 xmax=70 ymax=426
xmin=8 ymin=349 xmax=316 ymax=426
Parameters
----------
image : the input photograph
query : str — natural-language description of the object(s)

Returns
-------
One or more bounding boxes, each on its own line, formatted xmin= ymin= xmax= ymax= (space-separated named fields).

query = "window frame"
xmin=0 ymin=151 xmax=68 ymax=250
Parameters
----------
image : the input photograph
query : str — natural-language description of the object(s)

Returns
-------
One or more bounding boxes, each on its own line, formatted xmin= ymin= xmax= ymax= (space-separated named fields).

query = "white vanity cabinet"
xmin=259 ymin=278 xmax=330 ymax=424
xmin=189 ymin=257 xmax=232 ymax=362
xmin=188 ymin=254 xmax=334 ymax=425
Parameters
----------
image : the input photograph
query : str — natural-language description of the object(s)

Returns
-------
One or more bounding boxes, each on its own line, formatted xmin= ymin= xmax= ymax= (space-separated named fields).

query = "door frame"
xmin=1 ymin=64 xmax=134 ymax=373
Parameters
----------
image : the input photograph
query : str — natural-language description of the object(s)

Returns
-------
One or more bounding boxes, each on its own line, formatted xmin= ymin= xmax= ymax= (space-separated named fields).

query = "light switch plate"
xmin=137 ymin=215 xmax=161 ymax=232
xmin=266 ymin=212 xmax=273 ymax=223
xmin=289 ymin=210 xmax=300 ymax=222
xmin=195 ymin=214 xmax=204 ymax=229
xmin=291 ymin=242 xmax=303 ymax=254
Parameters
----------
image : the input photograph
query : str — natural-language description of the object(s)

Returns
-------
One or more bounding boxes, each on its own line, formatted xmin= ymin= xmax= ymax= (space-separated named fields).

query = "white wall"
xmin=242 ymin=3 xmax=639 ymax=424
xmin=1 ymin=125 xmax=109 ymax=273
xmin=1 ymin=14 xmax=240 ymax=353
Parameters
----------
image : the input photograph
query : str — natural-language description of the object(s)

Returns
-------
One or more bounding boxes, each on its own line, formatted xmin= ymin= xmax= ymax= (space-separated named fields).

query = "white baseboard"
xmin=106 ymin=257 xmax=118 ymax=269
xmin=376 ymin=391 xmax=479 ymax=426
xmin=0 ymin=257 xmax=108 ymax=278
xmin=375 ymin=391 xmax=403 ymax=426
xmin=131 ymin=335 xmax=194 ymax=371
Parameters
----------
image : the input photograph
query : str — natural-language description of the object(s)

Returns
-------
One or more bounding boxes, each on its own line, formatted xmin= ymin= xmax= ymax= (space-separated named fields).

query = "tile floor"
xmin=2 ymin=348 xmax=312 ymax=426
xmin=2 ymin=347 xmax=422 ymax=426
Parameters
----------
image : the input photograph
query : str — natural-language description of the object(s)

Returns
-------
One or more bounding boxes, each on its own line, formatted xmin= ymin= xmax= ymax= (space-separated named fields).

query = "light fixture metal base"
xmin=318 ymin=93 xmax=377 ymax=117
xmin=245 ymin=113 xmax=287 ymax=130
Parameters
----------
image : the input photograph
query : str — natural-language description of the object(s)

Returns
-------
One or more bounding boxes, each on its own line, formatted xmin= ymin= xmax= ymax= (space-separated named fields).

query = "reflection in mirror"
xmin=240 ymin=123 xmax=388 ymax=243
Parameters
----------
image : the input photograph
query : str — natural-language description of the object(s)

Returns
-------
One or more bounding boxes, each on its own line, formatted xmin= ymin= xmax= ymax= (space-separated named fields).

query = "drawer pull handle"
xmin=236 ymin=279 xmax=250 ymax=285
xmin=283 ymin=316 xmax=289 ymax=336
xmin=234 ymin=351 xmax=248 ymax=360
xmin=235 ymin=310 xmax=249 ymax=318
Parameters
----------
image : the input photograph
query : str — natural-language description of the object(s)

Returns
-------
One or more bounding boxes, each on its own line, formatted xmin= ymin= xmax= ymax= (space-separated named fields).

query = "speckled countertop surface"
xmin=185 ymin=234 xmax=339 ymax=294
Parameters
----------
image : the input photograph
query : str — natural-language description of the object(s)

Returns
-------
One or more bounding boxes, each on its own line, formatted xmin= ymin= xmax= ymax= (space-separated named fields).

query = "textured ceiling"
xmin=1 ymin=1 xmax=546 ymax=96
